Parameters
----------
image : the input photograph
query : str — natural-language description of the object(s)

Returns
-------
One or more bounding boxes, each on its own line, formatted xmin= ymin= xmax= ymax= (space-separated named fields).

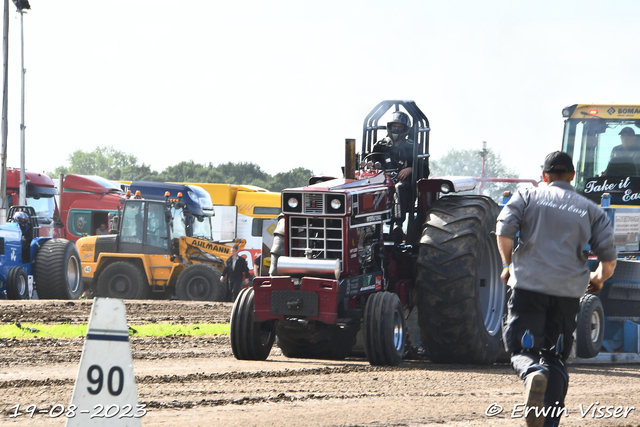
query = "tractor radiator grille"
xmin=289 ymin=216 xmax=343 ymax=260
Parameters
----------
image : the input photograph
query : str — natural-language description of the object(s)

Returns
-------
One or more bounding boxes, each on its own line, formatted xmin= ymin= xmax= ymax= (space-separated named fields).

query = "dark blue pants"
xmin=395 ymin=179 xmax=412 ymax=227
xmin=503 ymin=288 xmax=581 ymax=427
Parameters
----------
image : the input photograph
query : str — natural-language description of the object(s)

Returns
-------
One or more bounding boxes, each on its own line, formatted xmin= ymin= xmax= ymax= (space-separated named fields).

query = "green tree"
xmin=270 ymin=167 xmax=314 ymax=192
xmin=429 ymin=148 xmax=520 ymax=201
xmin=213 ymin=162 xmax=272 ymax=186
xmin=159 ymin=161 xmax=216 ymax=183
xmin=51 ymin=149 xmax=314 ymax=193
xmin=51 ymin=146 xmax=152 ymax=181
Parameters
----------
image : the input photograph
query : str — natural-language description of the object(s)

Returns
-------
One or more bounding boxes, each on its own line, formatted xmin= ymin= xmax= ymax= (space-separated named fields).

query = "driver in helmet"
xmin=14 ymin=211 xmax=33 ymax=263
xmin=372 ymin=111 xmax=414 ymax=231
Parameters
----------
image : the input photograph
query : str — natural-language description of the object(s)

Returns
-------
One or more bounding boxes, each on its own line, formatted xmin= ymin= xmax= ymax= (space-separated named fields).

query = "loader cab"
xmin=118 ymin=199 xmax=171 ymax=255
xmin=561 ymin=105 xmax=640 ymax=202
xmin=117 ymin=196 xmax=213 ymax=255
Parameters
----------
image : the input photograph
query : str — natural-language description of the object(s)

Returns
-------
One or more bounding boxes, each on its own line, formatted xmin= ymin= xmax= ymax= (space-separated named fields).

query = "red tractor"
xmin=230 ymin=100 xmax=507 ymax=365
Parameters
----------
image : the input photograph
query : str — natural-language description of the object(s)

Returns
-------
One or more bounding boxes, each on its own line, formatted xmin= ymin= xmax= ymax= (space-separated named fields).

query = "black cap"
xmin=543 ymin=151 xmax=574 ymax=173
xmin=619 ymin=127 xmax=636 ymax=136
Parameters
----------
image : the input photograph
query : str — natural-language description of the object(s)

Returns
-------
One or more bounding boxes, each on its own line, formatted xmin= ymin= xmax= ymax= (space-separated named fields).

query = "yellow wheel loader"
xmin=76 ymin=194 xmax=245 ymax=300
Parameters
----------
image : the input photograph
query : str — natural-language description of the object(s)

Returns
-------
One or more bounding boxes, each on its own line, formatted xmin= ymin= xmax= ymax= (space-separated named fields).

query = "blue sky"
xmin=4 ymin=0 xmax=640 ymax=182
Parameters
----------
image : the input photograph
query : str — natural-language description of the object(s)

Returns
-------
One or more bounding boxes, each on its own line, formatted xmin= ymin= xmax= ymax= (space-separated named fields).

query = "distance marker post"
xmin=66 ymin=298 xmax=142 ymax=426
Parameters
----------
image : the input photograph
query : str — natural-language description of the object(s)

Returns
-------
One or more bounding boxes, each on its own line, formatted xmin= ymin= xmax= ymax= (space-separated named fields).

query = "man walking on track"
xmin=496 ymin=151 xmax=617 ymax=427
xmin=220 ymin=244 xmax=250 ymax=302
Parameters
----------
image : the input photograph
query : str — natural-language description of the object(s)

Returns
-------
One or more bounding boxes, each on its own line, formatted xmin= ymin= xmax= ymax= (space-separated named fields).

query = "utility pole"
xmin=0 ymin=0 xmax=9 ymax=223
xmin=478 ymin=141 xmax=488 ymax=195
xmin=13 ymin=0 xmax=28 ymax=206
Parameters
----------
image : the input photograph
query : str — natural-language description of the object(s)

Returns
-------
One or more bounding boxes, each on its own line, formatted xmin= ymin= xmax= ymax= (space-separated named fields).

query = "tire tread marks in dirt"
xmin=176 ymin=263 xmax=225 ymax=301
xmin=576 ymin=293 xmax=604 ymax=358
xmin=363 ymin=291 xmax=405 ymax=366
xmin=416 ymin=195 xmax=502 ymax=364
xmin=34 ymin=239 xmax=82 ymax=300
xmin=230 ymin=287 xmax=274 ymax=360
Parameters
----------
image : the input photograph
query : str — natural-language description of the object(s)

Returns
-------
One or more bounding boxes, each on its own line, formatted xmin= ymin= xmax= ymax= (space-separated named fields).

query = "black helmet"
xmin=386 ymin=111 xmax=411 ymax=142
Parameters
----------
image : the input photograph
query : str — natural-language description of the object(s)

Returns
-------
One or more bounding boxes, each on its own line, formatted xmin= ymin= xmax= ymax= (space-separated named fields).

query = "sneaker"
xmin=524 ymin=371 xmax=547 ymax=427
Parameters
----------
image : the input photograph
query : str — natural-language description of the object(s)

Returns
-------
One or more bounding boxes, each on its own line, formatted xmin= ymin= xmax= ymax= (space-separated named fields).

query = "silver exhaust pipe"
xmin=276 ymin=256 xmax=341 ymax=280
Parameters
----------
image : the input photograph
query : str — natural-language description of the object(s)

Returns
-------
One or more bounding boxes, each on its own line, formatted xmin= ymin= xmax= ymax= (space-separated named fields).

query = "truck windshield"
xmin=562 ymin=118 xmax=640 ymax=188
xmin=26 ymin=196 xmax=55 ymax=223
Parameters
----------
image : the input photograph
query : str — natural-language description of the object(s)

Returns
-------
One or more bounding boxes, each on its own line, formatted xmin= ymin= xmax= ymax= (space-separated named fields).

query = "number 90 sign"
xmin=87 ymin=365 xmax=125 ymax=396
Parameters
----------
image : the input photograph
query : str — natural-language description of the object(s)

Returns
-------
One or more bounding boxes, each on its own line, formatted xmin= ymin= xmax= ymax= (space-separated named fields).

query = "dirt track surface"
xmin=1 ymin=300 xmax=640 ymax=427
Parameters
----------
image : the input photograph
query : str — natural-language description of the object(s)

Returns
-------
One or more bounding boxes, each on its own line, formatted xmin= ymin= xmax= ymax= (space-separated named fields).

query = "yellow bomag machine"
xmin=76 ymin=191 xmax=244 ymax=300
xmin=561 ymin=104 xmax=640 ymax=360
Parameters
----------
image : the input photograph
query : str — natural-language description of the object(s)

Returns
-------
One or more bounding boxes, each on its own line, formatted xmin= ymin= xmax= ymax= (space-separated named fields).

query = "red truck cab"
xmin=58 ymin=175 xmax=127 ymax=241
xmin=4 ymin=168 xmax=60 ymax=237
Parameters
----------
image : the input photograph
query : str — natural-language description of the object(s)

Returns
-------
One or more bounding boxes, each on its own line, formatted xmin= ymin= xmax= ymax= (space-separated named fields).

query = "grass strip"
xmin=0 ymin=322 xmax=229 ymax=339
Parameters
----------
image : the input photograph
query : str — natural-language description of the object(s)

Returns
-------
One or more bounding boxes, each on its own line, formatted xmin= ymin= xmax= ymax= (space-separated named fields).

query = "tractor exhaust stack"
xmin=345 ymin=138 xmax=355 ymax=180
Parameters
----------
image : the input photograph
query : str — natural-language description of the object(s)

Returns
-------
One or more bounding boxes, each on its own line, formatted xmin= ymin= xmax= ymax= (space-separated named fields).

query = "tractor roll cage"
xmin=361 ymin=100 xmax=431 ymax=229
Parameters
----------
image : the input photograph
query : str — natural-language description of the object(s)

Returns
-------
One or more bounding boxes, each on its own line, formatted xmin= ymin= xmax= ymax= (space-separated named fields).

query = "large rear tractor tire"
xmin=230 ymin=287 xmax=275 ymax=360
xmin=363 ymin=291 xmax=405 ymax=366
xmin=575 ymin=294 xmax=604 ymax=359
xmin=176 ymin=264 xmax=225 ymax=301
xmin=275 ymin=320 xmax=359 ymax=360
xmin=34 ymin=239 xmax=82 ymax=300
xmin=6 ymin=266 xmax=28 ymax=300
xmin=97 ymin=261 xmax=148 ymax=299
xmin=416 ymin=195 xmax=506 ymax=364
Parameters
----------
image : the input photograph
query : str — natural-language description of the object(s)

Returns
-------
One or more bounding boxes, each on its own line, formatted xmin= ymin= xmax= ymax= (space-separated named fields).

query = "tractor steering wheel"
xmin=361 ymin=152 xmax=399 ymax=181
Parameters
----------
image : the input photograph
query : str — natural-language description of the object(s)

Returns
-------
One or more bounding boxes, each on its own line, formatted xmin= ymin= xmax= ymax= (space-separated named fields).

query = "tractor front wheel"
xmin=97 ymin=261 xmax=147 ymax=299
xmin=176 ymin=264 xmax=225 ymax=301
xmin=363 ymin=291 xmax=405 ymax=366
xmin=230 ymin=287 xmax=275 ymax=360
xmin=6 ymin=266 xmax=28 ymax=300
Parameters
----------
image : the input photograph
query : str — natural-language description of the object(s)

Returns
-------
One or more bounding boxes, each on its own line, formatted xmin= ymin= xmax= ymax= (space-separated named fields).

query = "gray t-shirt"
xmin=496 ymin=181 xmax=617 ymax=298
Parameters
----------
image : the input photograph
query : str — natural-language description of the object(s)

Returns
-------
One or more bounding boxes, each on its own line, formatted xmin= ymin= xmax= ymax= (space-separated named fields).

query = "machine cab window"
xmin=121 ymin=201 xmax=145 ymax=244
xmin=119 ymin=200 xmax=171 ymax=254
xmin=146 ymin=203 xmax=168 ymax=249
xmin=562 ymin=106 xmax=640 ymax=203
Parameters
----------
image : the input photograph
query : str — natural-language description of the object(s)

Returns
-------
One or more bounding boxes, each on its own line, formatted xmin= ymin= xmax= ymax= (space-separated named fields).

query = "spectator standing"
xmin=496 ymin=151 xmax=617 ymax=427
xmin=220 ymin=244 xmax=250 ymax=302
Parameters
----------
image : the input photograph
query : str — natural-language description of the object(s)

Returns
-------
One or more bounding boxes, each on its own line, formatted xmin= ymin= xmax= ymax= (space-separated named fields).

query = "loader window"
xmin=169 ymin=206 xmax=187 ymax=239
xmin=146 ymin=203 xmax=168 ymax=249
xmin=191 ymin=216 xmax=213 ymax=240
xmin=121 ymin=201 xmax=145 ymax=244
xmin=564 ymin=118 xmax=640 ymax=189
